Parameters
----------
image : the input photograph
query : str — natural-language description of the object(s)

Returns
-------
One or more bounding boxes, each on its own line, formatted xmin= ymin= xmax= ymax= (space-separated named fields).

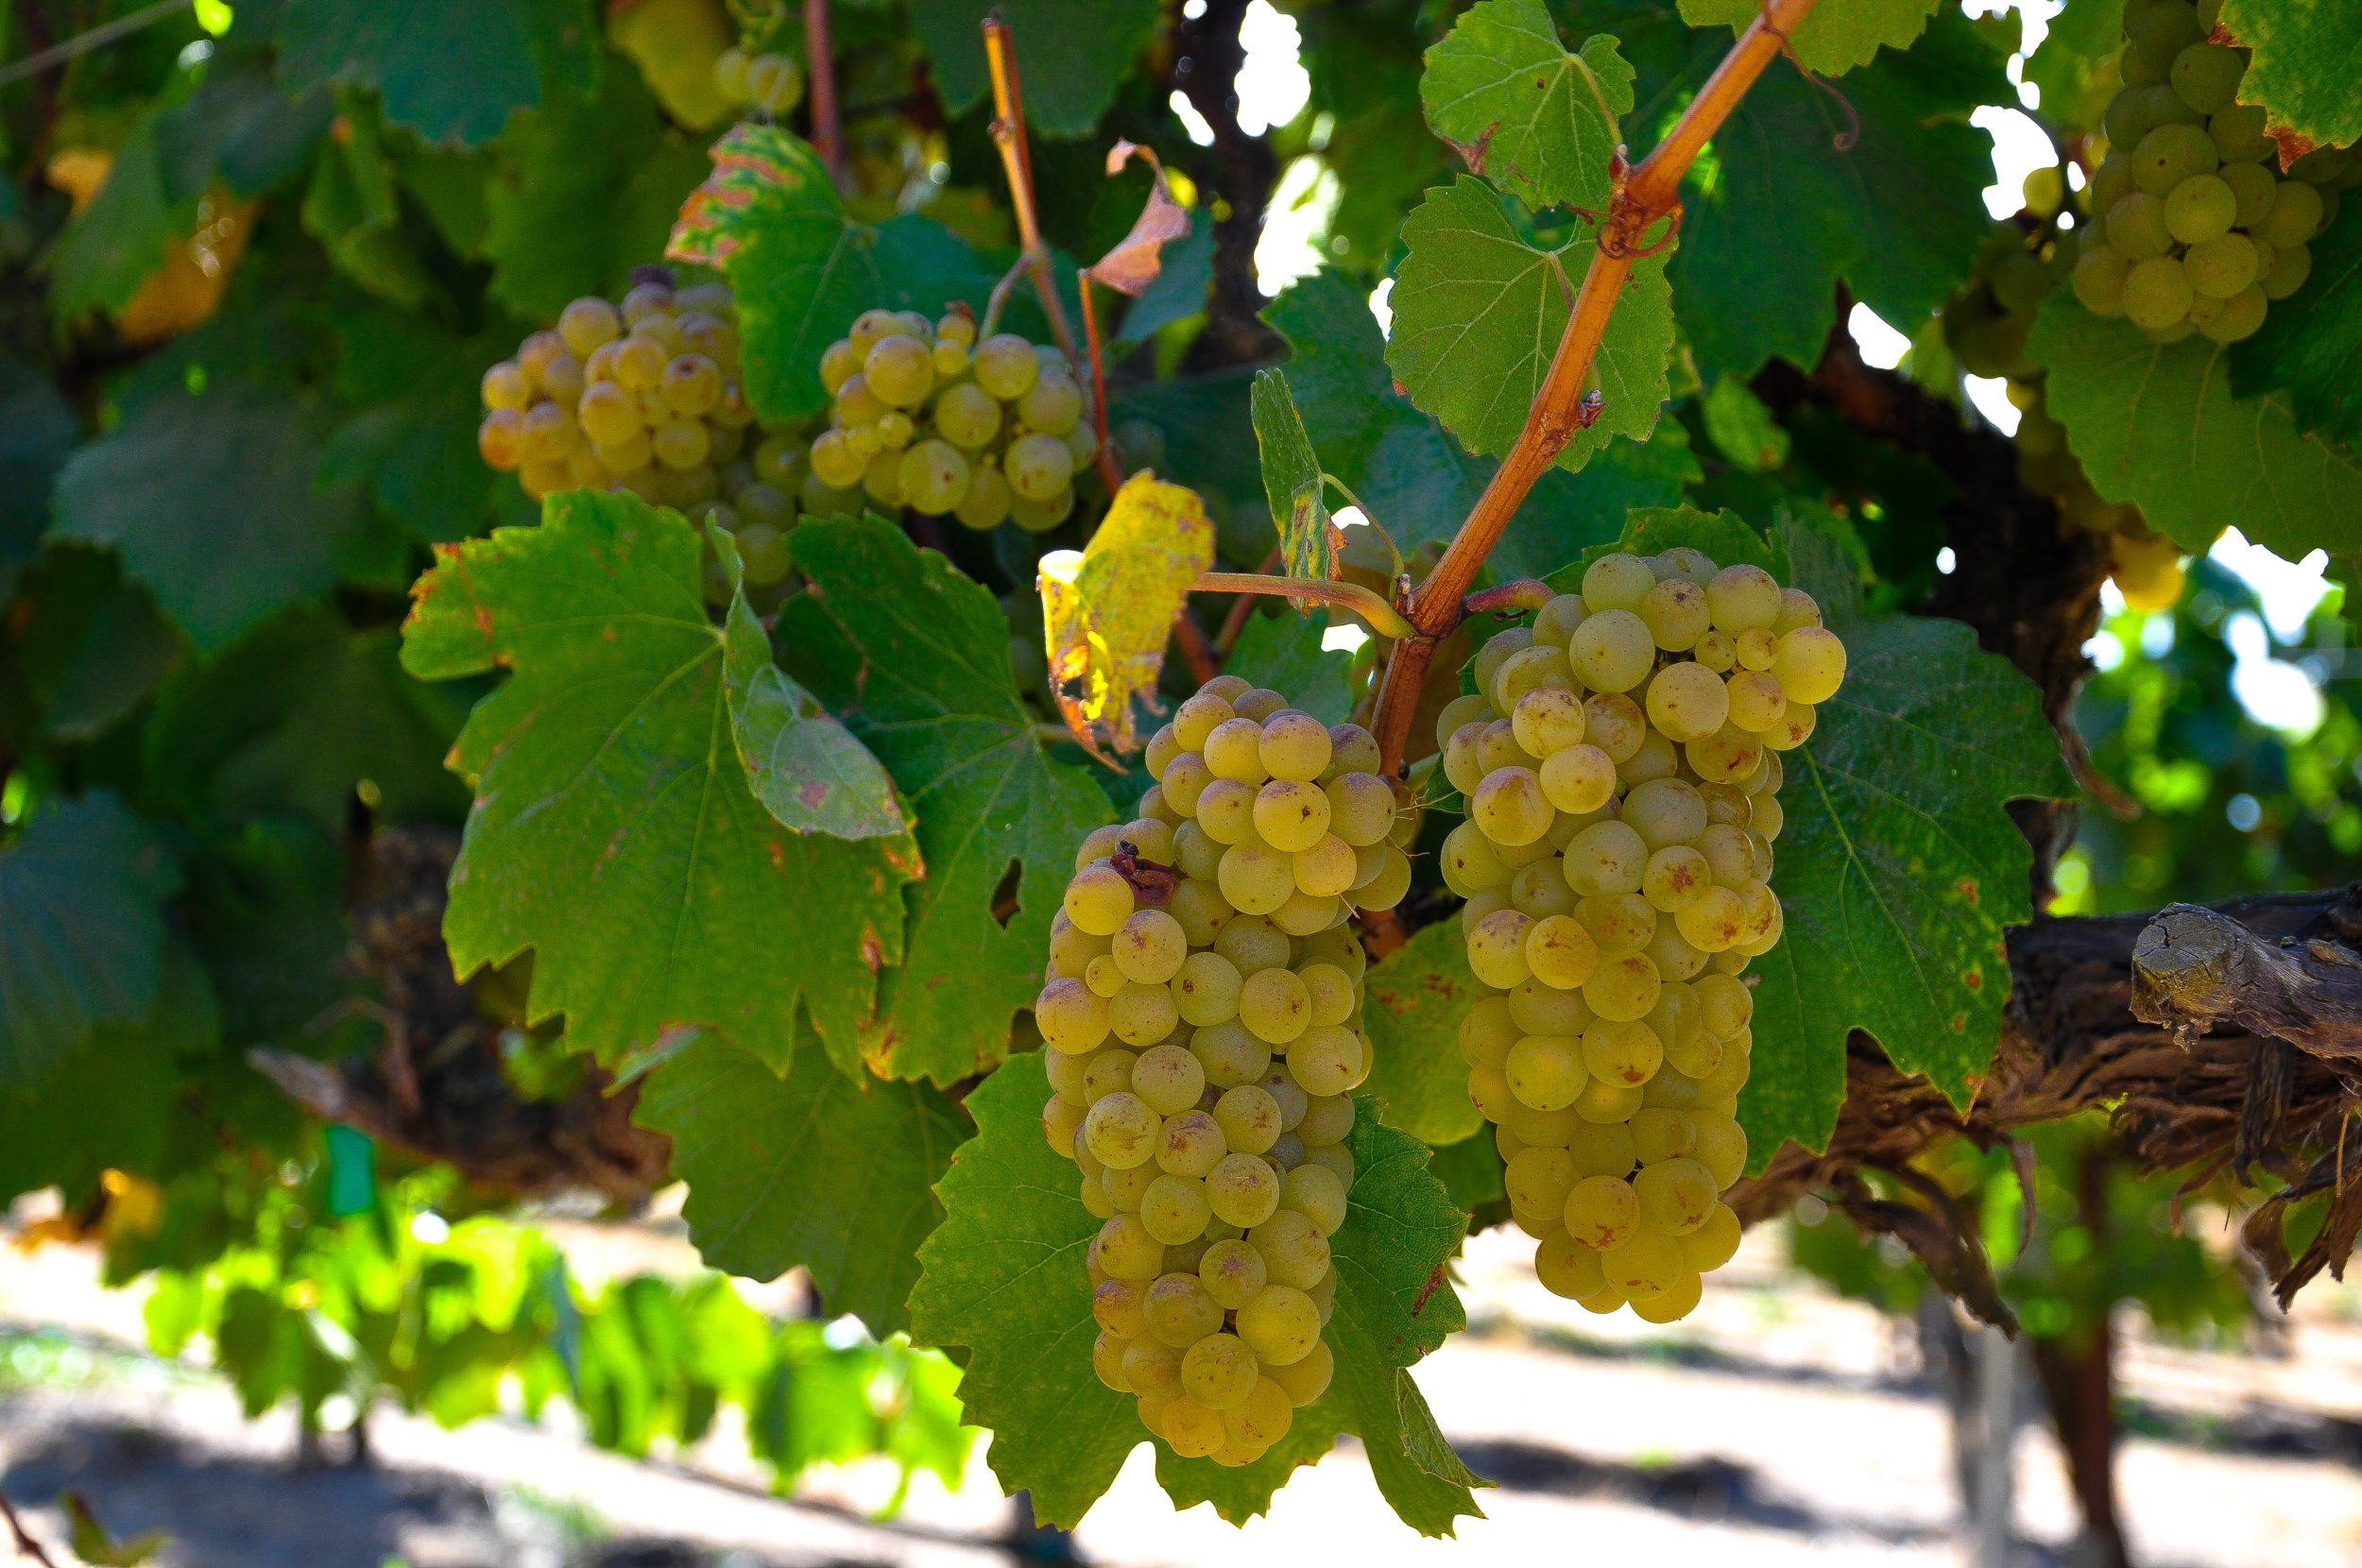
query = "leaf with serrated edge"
xmin=275 ymin=0 xmax=599 ymax=147
xmin=1250 ymin=368 xmax=1335 ymax=585
xmin=909 ymin=1053 xmax=1482 ymax=1534
xmin=2032 ymin=295 xmax=2362 ymax=561
xmin=1361 ymin=919 xmax=1486 ymax=1146
xmin=1385 ymin=178 xmax=1672 ymax=474
xmin=2231 ymin=200 xmax=2362 ymax=450
xmin=905 ymin=0 xmax=1162 ymax=138
xmin=631 ymin=1029 xmax=966 ymax=1336
xmin=401 ymin=490 xmax=916 ymax=1076
xmin=776 ymin=519 xmax=1111 ymax=1085
xmin=2217 ymin=0 xmax=2362 ymax=154
xmin=1224 ymin=606 xmax=1355 ymax=727
xmin=1421 ymin=2 xmax=1632 ymax=213
xmin=716 ymin=530 xmax=911 ymax=841
xmin=1679 ymin=0 xmax=1939 ymax=75
xmin=1039 ymin=475 xmax=1217 ymax=758
xmin=0 ymin=792 xmax=180 ymax=1084
xmin=1558 ymin=503 xmax=1790 ymax=588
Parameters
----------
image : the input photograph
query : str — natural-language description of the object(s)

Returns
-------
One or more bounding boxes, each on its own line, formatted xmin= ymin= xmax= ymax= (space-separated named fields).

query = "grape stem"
xmin=1367 ymin=0 xmax=1823 ymax=776
xmin=1191 ymin=571 xmax=1418 ymax=641
xmin=803 ymin=0 xmax=850 ymax=189
xmin=982 ymin=18 xmax=1084 ymax=370
xmin=1074 ymin=268 xmax=1127 ymax=494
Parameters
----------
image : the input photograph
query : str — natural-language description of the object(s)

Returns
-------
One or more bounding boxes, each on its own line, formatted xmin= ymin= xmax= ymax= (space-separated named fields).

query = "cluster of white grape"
xmin=1039 ymin=673 xmax=1415 ymax=1468
xmin=1440 ymin=549 xmax=1847 ymax=1321
xmin=2071 ymin=0 xmax=2355 ymax=343
xmin=474 ymin=269 xmax=823 ymax=591
xmin=811 ymin=312 xmax=1099 ymax=533
xmin=712 ymin=46 xmax=803 ymax=114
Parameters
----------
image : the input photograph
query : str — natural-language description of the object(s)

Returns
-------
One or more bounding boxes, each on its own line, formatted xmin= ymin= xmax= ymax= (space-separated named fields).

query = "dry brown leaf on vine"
xmin=1040 ymin=473 xmax=1215 ymax=761
xmin=1086 ymin=141 xmax=1193 ymax=297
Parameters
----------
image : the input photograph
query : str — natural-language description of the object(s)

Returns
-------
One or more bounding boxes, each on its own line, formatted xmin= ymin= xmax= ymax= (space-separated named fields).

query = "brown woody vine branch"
xmin=1368 ymin=0 xmax=1823 ymax=776
xmin=982 ymin=18 xmax=1082 ymax=368
xmin=803 ymin=0 xmax=849 ymax=188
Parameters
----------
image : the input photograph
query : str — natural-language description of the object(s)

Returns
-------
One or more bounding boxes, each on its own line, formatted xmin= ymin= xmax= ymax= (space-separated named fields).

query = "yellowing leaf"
xmin=1041 ymin=473 xmax=1214 ymax=758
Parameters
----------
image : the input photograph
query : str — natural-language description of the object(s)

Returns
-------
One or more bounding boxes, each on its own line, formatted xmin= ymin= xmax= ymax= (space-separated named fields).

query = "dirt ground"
xmin=4 ymin=1200 xmax=2360 ymax=1568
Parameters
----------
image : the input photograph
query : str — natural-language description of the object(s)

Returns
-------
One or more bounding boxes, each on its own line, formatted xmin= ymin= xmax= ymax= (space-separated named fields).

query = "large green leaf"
xmin=2217 ymin=0 xmax=2362 ymax=154
xmin=1740 ymin=521 xmax=2073 ymax=1163
xmin=2032 ymin=295 xmax=2362 ymax=560
xmin=631 ymin=1030 xmax=967 ymax=1336
xmin=275 ymin=0 xmax=600 ymax=147
xmin=1386 ymin=178 xmax=1673 ymax=475
xmin=907 ymin=0 xmax=1161 ymax=138
xmin=400 ymin=490 xmax=917 ymax=1075
xmin=775 ymin=519 xmax=1112 ymax=1085
xmin=1679 ymin=0 xmax=1940 ymax=74
xmin=51 ymin=382 xmax=395 ymax=653
xmin=1420 ymin=1 xmax=1633 ymax=213
xmin=1361 ymin=919 xmax=1485 ymax=1147
xmin=322 ymin=309 xmax=524 ymax=545
xmin=907 ymin=1052 xmax=1482 ymax=1534
xmin=2231 ymin=200 xmax=2362 ymax=450
xmin=0 ymin=792 xmax=181 ymax=1085
xmin=1668 ymin=8 xmax=2001 ymax=379
xmin=668 ymin=127 xmax=996 ymax=422
xmin=157 ymin=55 xmax=335 ymax=198
xmin=1224 ymin=606 xmax=1355 ymax=727
xmin=483 ymin=63 xmax=711 ymax=322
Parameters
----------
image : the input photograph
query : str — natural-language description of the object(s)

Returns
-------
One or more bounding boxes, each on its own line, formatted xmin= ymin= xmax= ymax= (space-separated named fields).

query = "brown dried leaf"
xmin=1087 ymin=140 xmax=1193 ymax=297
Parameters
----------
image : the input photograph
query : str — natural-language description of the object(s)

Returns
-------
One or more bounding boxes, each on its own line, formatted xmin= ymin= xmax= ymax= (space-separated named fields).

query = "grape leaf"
xmin=775 ymin=518 xmax=1112 ymax=1086
xmin=1224 ymin=606 xmax=1356 ymax=727
xmin=1039 ymin=475 xmax=1218 ymax=758
xmin=2022 ymin=0 xmax=2122 ymax=133
xmin=1559 ymin=503 xmax=1791 ymax=585
xmin=1668 ymin=9 xmax=2001 ymax=379
xmin=0 ymin=792 xmax=182 ymax=1084
xmin=1386 ymin=178 xmax=1673 ymax=475
xmin=1679 ymin=0 xmax=1940 ymax=75
xmin=1739 ymin=520 xmax=2072 ymax=1163
xmin=716 ymin=532 xmax=911 ymax=842
xmin=484 ymin=65 xmax=711 ymax=322
xmin=668 ymin=126 xmax=999 ymax=422
xmin=1361 ymin=918 xmax=1486 ymax=1146
xmin=51 ymin=381 xmax=396 ymax=653
xmin=907 ymin=1051 xmax=1482 ymax=1533
xmin=1420 ymin=2 xmax=1634 ymax=213
xmin=2217 ymin=0 xmax=2362 ymax=155
xmin=26 ymin=559 xmax=180 ymax=745
xmin=275 ymin=0 xmax=600 ymax=148
xmin=631 ymin=1029 xmax=967 ymax=1336
xmin=0 ymin=357 xmax=78 ymax=600
xmin=401 ymin=490 xmax=917 ymax=1075
xmin=1250 ymin=368 xmax=1335 ymax=584
xmin=907 ymin=0 xmax=1162 ymax=138
xmin=1111 ymin=209 xmax=1214 ymax=352
xmin=2231 ymin=199 xmax=2362 ymax=450
xmin=1703 ymin=374 xmax=1793 ymax=472
xmin=143 ymin=609 xmax=469 ymax=832
xmin=157 ymin=56 xmax=335 ymax=199
xmin=322 ymin=309 xmax=523 ymax=545
xmin=301 ymin=97 xmax=430 ymax=307
xmin=44 ymin=119 xmax=188 ymax=325
xmin=2032 ymin=295 xmax=2362 ymax=560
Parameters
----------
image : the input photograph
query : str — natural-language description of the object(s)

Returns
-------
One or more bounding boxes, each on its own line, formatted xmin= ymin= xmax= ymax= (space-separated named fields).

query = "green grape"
xmin=2217 ymin=161 xmax=2278 ymax=232
xmin=1249 ymin=1209 xmax=1331 ymax=1290
xmin=1140 ymin=1174 xmax=1213 ymax=1245
xmin=1460 ymin=996 xmax=1519 ymax=1067
xmin=1563 ymin=1174 xmax=1640 ymax=1250
xmin=1526 ymin=913 xmax=1600 ymax=990
xmin=1251 ymin=779 xmax=1331 ymax=853
xmin=1505 ymin=1033 xmax=1586 ymax=1111
xmin=1532 ymin=593 xmax=1589 ymax=647
xmin=1354 ymin=844 xmax=1412 ymax=912
xmin=1190 ymin=1021 xmax=1268 ymax=1095
xmin=953 ymin=464 xmax=1013 ymax=531
xmin=2170 ymin=42 xmax=2245 ymax=115
xmin=1236 ymin=1284 xmax=1320 ymax=1365
xmin=974 ymin=332 xmax=1040 ymax=400
xmin=734 ymin=521 xmax=792 ymax=586
xmin=1582 ymin=952 xmax=1662 ymax=1023
xmin=1472 ymin=767 xmax=1556 ymax=847
xmin=748 ymin=433 xmax=803 ymax=490
xmin=1630 ymin=1107 xmax=1697 ymax=1166
xmin=2260 ymin=240 xmax=2313 ymax=299
xmin=660 ymin=353 xmax=722 ymax=417
xmin=1623 ymin=778 xmax=1709 ymax=850
xmin=1510 ymin=857 xmax=1577 ymax=918
xmin=2164 ymin=172 xmax=2236 ymax=243
xmin=1505 ymin=1146 xmax=1579 ymax=1219
xmin=898 ymin=439 xmax=971 ymax=515
xmin=1581 ymin=551 xmax=1656 ymax=612
xmin=862 ymin=448 xmax=907 ymax=507
xmin=1019 ymin=371 xmax=1085 ymax=435
xmin=1085 ymin=1091 xmax=1161 ymax=1169
xmin=1565 ymin=820 xmax=1647 ymax=896
xmin=1006 ymin=432 xmax=1075 ymax=502
xmin=2131 ymin=122 xmax=2218 ymax=196
xmin=818 ymin=338 xmax=864 ymax=396
xmin=1112 ymin=909 xmax=1189 ymax=988
xmin=933 ymin=381 xmax=1001 ymax=450
xmin=864 ymin=334 xmax=934 ymax=408
xmin=1583 ymin=693 xmax=1647 ymax=760
xmin=2106 ymin=191 xmax=2173 ymax=259
xmin=1771 ymin=626 xmax=1847 ymax=704
xmin=2143 ymin=80 xmax=2206 ymax=130
xmin=1440 ymin=821 xmax=1510 ymax=895
xmin=1569 ymin=608 xmax=1656 ymax=691
xmin=1199 ymin=1236 xmax=1269 ymax=1310
xmin=1641 ymin=844 xmax=1710 ymax=912
xmin=1294 ymin=963 xmax=1354 ymax=1030
xmin=659 ymin=462 xmax=717 ymax=510
xmin=1491 ymin=644 xmax=1577 ymax=713
xmin=1511 ymin=687 xmax=1586 ymax=758
xmin=1703 ymin=564 xmax=1778 ymax=633
xmin=1172 ymin=951 xmax=1244 ymax=1028
xmin=1292 ymin=835 xmax=1357 ymax=898
xmin=2210 ymin=103 xmax=2273 ymax=163
xmin=2090 ymin=155 xmax=2138 ymax=221
xmin=1109 ymin=979 xmax=1178 ymax=1046
xmin=744 ymin=50 xmax=803 ymax=111
xmin=2125 ymin=250 xmax=2196 ymax=329
xmin=1258 ymin=711 xmax=1332 ymax=782
xmin=1324 ymin=773 xmax=1395 ymax=847
xmin=1989 ymin=250 xmax=2052 ymax=313
xmin=724 ymin=482 xmax=783 ymax=533
xmin=2132 ymin=0 xmax=2201 ymax=77
xmin=2258 ymin=179 xmax=2324 ymax=247
xmin=1644 ymin=661 xmax=1730 ymax=743
xmin=1282 ymin=1161 xmax=1347 ymax=1235
xmin=876 ymin=411 xmax=916 ymax=452
xmin=1324 ymin=723 xmax=1381 ymax=779
xmin=2100 ymin=87 xmax=2150 ymax=150
xmin=2022 ymin=163 xmax=2066 ymax=218
xmin=2183 ymin=230 xmax=2258 ymax=298
xmin=1577 ymin=892 xmax=1655 ymax=957
xmin=651 ymin=418 xmax=710 ymax=471
xmin=1636 ymin=577 xmax=1711 ymax=651
xmin=1692 ymin=1117 xmax=1748 ymax=1189
xmin=1582 ymin=1016 xmax=1661 ymax=1087
xmin=1287 ymin=1023 xmax=1361 ymax=1097
xmin=1474 ymin=627 xmax=1535 ymax=696
xmin=1652 ymin=547 xmax=1716 ymax=584
xmin=1476 ymin=719 xmax=1543 ymax=776
xmin=808 ymin=430 xmax=866 ymax=488
xmin=2288 ymin=145 xmax=2353 ymax=185
xmin=2188 ymin=282 xmax=2268 ymax=341
xmin=798 ymin=469 xmax=863 ymax=518
xmin=1465 ymin=909 xmax=1536 ymax=989
xmin=1236 ymin=968 xmax=1311 ymax=1048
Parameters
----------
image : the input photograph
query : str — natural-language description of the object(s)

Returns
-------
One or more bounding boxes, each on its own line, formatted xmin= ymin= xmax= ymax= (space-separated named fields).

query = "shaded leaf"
xmin=1224 ymin=606 xmax=1356 ymax=726
xmin=1361 ymin=918 xmax=1486 ymax=1146
xmin=1250 ymin=368 xmax=1336 ymax=586
xmin=1112 ymin=210 xmax=1214 ymax=352
xmin=1679 ymin=0 xmax=1941 ymax=75
xmin=908 ymin=0 xmax=1163 ymax=138
xmin=2230 ymin=198 xmax=2362 ymax=449
xmin=1420 ymin=1 xmax=1632 ymax=213
xmin=275 ymin=0 xmax=600 ymax=147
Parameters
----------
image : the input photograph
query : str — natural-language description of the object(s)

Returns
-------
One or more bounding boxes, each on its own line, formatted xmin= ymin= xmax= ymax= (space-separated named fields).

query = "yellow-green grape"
xmin=1564 ymin=1174 xmax=1640 ymax=1250
xmin=1652 ymin=547 xmax=1716 ymax=584
xmin=1581 ymin=1015 xmax=1661 ymax=1087
xmin=1106 ymin=911 xmax=1184 ymax=989
xmin=863 ymin=447 xmax=909 ymax=508
xmin=1771 ymin=626 xmax=1847 ymax=704
xmin=1578 ymin=894 xmax=1655 ymax=959
xmin=1223 ymin=1373 xmax=1297 ymax=1454
xmin=659 ymin=353 xmax=720 ymax=418
xmin=1250 ymin=1209 xmax=1331 ymax=1289
xmin=876 ymin=411 xmax=916 ymax=452
xmin=1473 ymin=627 xmax=1534 ymax=696
xmin=1007 ymin=433 xmax=1075 ymax=502
xmin=1064 ymin=861 xmax=1136 ymax=936
xmin=1236 ymin=1284 xmax=1321 ymax=1366
xmin=1205 ymin=718 xmax=1270 ymax=785
xmin=974 ymin=332 xmax=1040 ymax=400
xmin=805 ymin=429 xmax=864 ymax=490
xmin=521 ymin=401 xmax=581 ymax=463
xmin=2073 ymin=244 xmax=2132 ymax=315
xmin=1295 ymin=963 xmax=1355 ymax=1030
xmin=2218 ymin=158 xmax=2277 ymax=230
xmin=1460 ymin=997 xmax=1518 ymax=1069
xmin=1324 ymin=773 xmax=1395 ymax=847
xmin=1634 ymin=1157 xmax=1718 ymax=1236
xmin=1505 ymin=1033 xmax=1586 ymax=1111
xmin=482 ymin=360 xmax=531 ymax=412
xmin=1180 ymin=1333 xmax=1259 ymax=1410
xmin=2164 ymin=172 xmax=2236 ymax=244
xmin=1692 ymin=1115 xmax=1749 ymax=1189
xmin=1207 ymin=1151 xmax=1281 ymax=1228
xmin=1159 ymin=1393 xmax=1223 ymax=1456
xmin=954 ymin=464 xmax=1013 ymax=530
xmin=744 ymin=51 xmax=803 ymax=111
xmin=1085 ymin=1090 xmax=1161 ymax=1169
xmin=817 ymin=338 xmax=864 ymax=396
xmin=558 ymin=298 xmax=624 ymax=362
xmin=1629 ymin=1108 xmax=1695 ymax=1167
xmin=2210 ymin=101 xmax=2273 ymax=163
xmin=1471 ymin=766 xmax=1555 ymax=848
xmin=1491 ymin=644 xmax=1575 ymax=713
xmin=1526 ymin=912 xmax=1600 ymax=991
xmin=1682 ymin=1203 xmax=1743 ymax=1274
xmin=1476 ymin=718 xmax=1541 ymax=776
xmin=1641 ymin=662 xmax=1725 ymax=743
xmin=1171 ymin=951 xmax=1244 ymax=1029
xmin=1256 ymin=710 xmax=1330 ymax=782
xmin=1618 ymin=778 xmax=1703 ymax=851
xmin=898 ymin=439 xmax=971 ymax=515
xmin=1020 ymin=371 xmax=1084 ymax=435
xmin=1216 ymin=841 xmax=1292 ymax=916
xmin=1600 ymin=1228 xmax=1685 ymax=1303
xmin=2169 ymin=40 xmax=2244 ymax=114
xmin=2260 ymin=241 xmax=2313 ymax=300
xmin=1505 ymin=1146 xmax=1578 ymax=1219
xmin=1675 ymin=884 xmax=1748 ymax=952
xmin=1582 ymin=551 xmax=1656 ymax=612
xmin=1324 ymin=724 xmax=1381 ymax=780
xmin=1508 ymin=688 xmax=1583 ymax=758
xmin=2259 ymin=178 xmax=2327 ymax=249
xmin=1641 ymin=844 xmax=1712 ymax=913
xmin=733 ymin=522 xmax=790 ymax=586
xmin=676 ymin=312 xmax=738 ymax=374
xmin=2131 ymin=123 xmax=2218 ymax=196
xmin=1564 ymin=820 xmax=1647 ymax=896
xmin=1141 ymin=1173 xmax=1214 ymax=1245
xmin=1286 ymin=1024 xmax=1361 ymax=1097
xmin=1536 ymin=1231 xmax=1610 ymax=1301
xmin=933 ymin=381 xmax=1002 ymax=450
xmin=655 ymin=418 xmax=713 ymax=471
xmin=1510 ymin=858 xmax=1576 ymax=918
xmin=1687 ymin=724 xmax=1766 ymax=783
xmin=1298 ymin=1092 xmax=1354 ymax=1149
xmin=1583 ymin=952 xmax=1662 ymax=1023
xmin=1638 ymin=577 xmax=1711 ymax=651
xmin=574 ymin=380 xmax=638 ymax=447
xmin=1627 ymin=1269 xmax=1703 ymax=1323
xmin=2183 ymin=231 xmax=2258 ymax=299
xmin=1123 ymin=1337 xmax=1179 ymax=1399
xmin=1214 ymin=912 xmax=1291 ymax=975
xmin=2189 ymin=282 xmax=2268 ymax=342
xmin=1143 ymin=1270 xmax=1224 ymax=1346
xmin=1355 ymin=843 xmax=1413 ymax=912
xmin=1237 ymin=968 xmax=1310 ymax=1048
xmin=1466 ymin=909 xmax=1536 ymax=989
xmin=1532 ymin=743 xmax=1612 ymax=816
xmin=1200 ymin=1236 xmax=1268 ymax=1310
xmin=1292 ymin=835 xmax=1358 ymax=898
xmin=1569 ymin=608 xmax=1655 ymax=691
xmin=1094 ymin=1277 xmax=1151 ymax=1338
xmin=736 ymin=481 xmax=793 ymax=532
xmin=1158 ymin=1110 xmax=1227 ymax=1178
xmin=1702 ymin=563 xmax=1776 ymax=631
xmin=2106 ymin=191 xmax=2172 ymax=259
xmin=865 ymin=334 xmax=935 ymax=408
xmin=660 ymin=462 xmax=717 ymax=509
xmin=1724 ymin=671 xmax=1788 ymax=733
xmin=544 ymin=351 xmax=590 ymax=411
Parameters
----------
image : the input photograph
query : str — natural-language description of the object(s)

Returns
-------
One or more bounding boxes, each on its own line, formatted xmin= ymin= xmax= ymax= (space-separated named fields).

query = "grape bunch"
xmin=1040 ymin=673 xmax=1415 ymax=1468
xmin=1439 ymin=549 xmax=1847 ymax=1321
xmin=812 ymin=313 xmax=1101 ymax=534
xmin=2070 ymin=0 xmax=2357 ymax=345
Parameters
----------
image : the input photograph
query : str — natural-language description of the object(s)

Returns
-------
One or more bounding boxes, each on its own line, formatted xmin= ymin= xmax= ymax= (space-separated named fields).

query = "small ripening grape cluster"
xmin=811 ymin=312 xmax=1100 ymax=534
xmin=2069 ymin=0 xmax=2357 ymax=344
xmin=475 ymin=265 xmax=827 ymax=595
xmin=711 ymin=45 xmax=804 ymax=114
xmin=1440 ymin=548 xmax=1847 ymax=1321
xmin=1039 ymin=673 xmax=1416 ymax=1468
